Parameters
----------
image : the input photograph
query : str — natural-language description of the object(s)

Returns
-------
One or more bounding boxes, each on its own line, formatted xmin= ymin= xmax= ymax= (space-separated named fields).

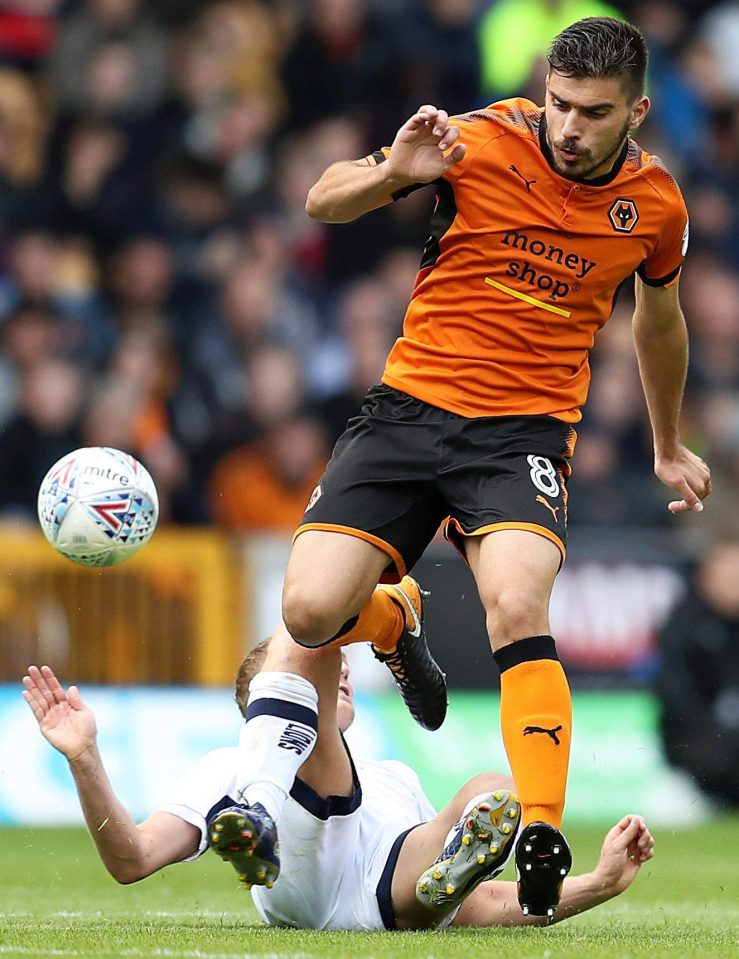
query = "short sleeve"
xmin=637 ymin=185 xmax=689 ymax=288
xmin=440 ymin=111 xmax=506 ymax=183
xmin=157 ymin=747 xmax=240 ymax=861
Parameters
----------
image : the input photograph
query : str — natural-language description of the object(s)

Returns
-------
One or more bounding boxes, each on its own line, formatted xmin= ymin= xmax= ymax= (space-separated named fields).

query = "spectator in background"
xmin=658 ymin=539 xmax=739 ymax=807
xmin=151 ymin=153 xmax=230 ymax=275
xmin=186 ymin=260 xmax=318 ymax=420
xmin=172 ymin=1 xmax=286 ymax=203
xmin=388 ymin=0 xmax=481 ymax=120
xmin=0 ymin=358 xmax=85 ymax=517
xmin=209 ymin=410 xmax=328 ymax=532
xmin=478 ymin=0 xmax=623 ymax=99
xmin=40 ymin=114 xmax=144 ymax=253
xmin=0 ymin=1 xmax=59 ymax=73
xmin=314 ymin=275 xmax=398 ymax=440
xmin=0 ymin=305 xmax=64 ymax=429
xmin=567 ymin=302 xmax=670 ymax=526
xmin=681 ymin=258 xmax=739 ymax=392
xmin=82 ymin=321 xmax=191 ymax=522
xmin=0 ymin=230 xmax=59 ymax=314
xmin=105 ymin=236 xmax=175 ymax=332
xmin=206 ymin=342 xmax=306 ymax=458
xmin=0 ymin=0 xmax=734 ymax=534
xmin=636 ymin=0 xmax=711 ymax=165
xmin=188 ymin=342 xmax=307 ymax=511
xmin=271 ymin=115 xmax=380 ymax=287
xmin=700 ymin=0 xmax=739 ymax=99
xmin=682 ymin=186 xmax=739 ymax=271
xmin=0 ymin=231 xmax=113 ymax=361
xmin=280 ymin=0 xmax=395 ymax=134
xmin=48 ymin=0 xmax=167 ymax=117
xmin=0 ymin=68 xmax=49 ymax=232
xmin=0 ymin=306 xmax=63 ymax=373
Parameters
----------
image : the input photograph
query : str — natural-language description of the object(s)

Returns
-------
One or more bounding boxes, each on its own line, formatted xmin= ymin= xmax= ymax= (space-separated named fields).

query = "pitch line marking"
xmin=0 ymin=949 xmax=318 ymax=959
xmin=484 ymin=276 xmax=572 ymax=317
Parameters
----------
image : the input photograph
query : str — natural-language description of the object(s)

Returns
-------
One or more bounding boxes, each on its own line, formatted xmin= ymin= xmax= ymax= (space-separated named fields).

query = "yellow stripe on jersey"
xmin=484 ymin=277 xmax=572 ymax=318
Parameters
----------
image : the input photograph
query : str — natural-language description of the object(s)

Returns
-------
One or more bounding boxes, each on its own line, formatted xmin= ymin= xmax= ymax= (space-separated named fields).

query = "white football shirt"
xmin=159 ymin=745 xmax=436 ymax=930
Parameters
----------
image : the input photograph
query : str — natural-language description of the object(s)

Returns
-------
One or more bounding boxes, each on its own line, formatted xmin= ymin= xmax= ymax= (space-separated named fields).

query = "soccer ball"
xmin=37 ymin=447 xmax=159 ymax=567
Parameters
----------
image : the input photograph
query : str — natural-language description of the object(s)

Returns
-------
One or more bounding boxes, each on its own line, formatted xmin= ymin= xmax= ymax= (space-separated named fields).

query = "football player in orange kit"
xmin=227 ymin=17 xmax=710 ymax=921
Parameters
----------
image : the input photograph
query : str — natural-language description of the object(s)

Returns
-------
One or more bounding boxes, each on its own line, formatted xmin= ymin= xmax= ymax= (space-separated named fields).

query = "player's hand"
xmin=593 ymin=815 xmax=654 ymax=895
xmin=386 ymin=105 xmax=467 ymax=186
xmin=22 ymin=665 xmax=97 ymax=762
xmin=655 ymin=444 xmax=711 ymax=514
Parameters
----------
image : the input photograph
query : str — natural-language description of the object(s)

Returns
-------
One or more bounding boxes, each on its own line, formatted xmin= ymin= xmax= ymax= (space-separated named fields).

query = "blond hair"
xmin=234 ymin=638 xmax=271 ymax=717
xmin=0 ymin=70 xmax=49 ymax=184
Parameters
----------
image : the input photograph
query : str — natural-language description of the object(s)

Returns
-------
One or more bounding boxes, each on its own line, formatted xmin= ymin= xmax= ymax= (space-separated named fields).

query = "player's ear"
xmin=629 ymin=96 xmax=650 ymax=130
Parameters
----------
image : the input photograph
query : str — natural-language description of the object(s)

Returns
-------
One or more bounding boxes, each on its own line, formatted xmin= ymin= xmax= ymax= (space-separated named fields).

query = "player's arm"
xmin=305 ymin=105 xmax=466 ymax=223
xmin=632 ymin=276 xmax=711 ymax=513
xmin=22 ymin=665 xmax=200 ymax=884
xmin=453 ymin=815 xmax=654 ymax=927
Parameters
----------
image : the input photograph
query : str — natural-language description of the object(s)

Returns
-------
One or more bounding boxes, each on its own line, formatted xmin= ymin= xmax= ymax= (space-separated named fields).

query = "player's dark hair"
xmin=235 ymin=638 xmax=271 ymax=717
xmin=547 ymin=18 xmax=648 ymax=101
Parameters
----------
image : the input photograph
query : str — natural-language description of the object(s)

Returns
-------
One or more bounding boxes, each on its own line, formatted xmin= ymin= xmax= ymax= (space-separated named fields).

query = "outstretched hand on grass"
xmin=594 ymin=814 xmax=654 ymax=895
xmin=22 ymin=665 xmax=97 ymax=762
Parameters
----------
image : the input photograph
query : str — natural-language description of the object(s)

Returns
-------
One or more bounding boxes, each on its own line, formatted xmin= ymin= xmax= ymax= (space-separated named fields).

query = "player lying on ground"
xmin=22 ymin=636 xmax=654 ymax=931
xmin=228 ymin=15 xmax=710 ymax=921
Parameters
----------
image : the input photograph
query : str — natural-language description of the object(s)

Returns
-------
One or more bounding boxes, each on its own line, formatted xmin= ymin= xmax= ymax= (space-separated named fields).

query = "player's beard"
xmin=551 ymin=116 xmax=631 ymax=181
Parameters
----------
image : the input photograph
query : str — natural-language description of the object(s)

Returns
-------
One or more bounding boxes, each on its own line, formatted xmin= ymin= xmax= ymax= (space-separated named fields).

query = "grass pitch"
xmin=1 ymin=818 xmax=737 ymax=959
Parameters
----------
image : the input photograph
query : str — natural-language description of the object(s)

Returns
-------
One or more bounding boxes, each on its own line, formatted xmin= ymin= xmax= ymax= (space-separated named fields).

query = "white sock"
xmin=235 ymin=671 xmax=319 ymax=822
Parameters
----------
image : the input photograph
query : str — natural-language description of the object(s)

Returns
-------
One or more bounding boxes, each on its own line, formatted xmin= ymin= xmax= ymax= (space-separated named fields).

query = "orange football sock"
xmin=326 ymin=589 xmax=403 ymax=653
xmin=495 ymin=636 xmax=571 ymax=828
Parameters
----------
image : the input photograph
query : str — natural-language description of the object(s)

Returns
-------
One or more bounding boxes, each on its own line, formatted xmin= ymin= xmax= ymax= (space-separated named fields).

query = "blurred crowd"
xmin=0 ymin=0 xmax=737 ymax=534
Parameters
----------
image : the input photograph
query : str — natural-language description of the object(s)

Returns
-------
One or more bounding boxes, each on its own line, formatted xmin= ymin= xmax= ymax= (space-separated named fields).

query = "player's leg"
xmin=211 ymin=387 xmax=449 ymax=889
xmin=441 ymin=415 xmax=576 ymax=917
xmin=282 ymin=528 xmax=398 ymax=649
xmin=218 ymin=527 xmax=439 ymax=888
xmin=210 ymin=628 xmax=354 ymax=889
xmin=285 ymin=530 xmax=447 ymax=730
xmin=466 ymin=529 xmax=573 ymax=917
xmin=281 ymin=386 xmax=450 ymax=730
xmin=466 ymin=529 xmax=570 ymax=825
xmin=256 ymin=623 xmax=356 ymax=802
xmin=391 ymin=772 xmax=520 ymax=930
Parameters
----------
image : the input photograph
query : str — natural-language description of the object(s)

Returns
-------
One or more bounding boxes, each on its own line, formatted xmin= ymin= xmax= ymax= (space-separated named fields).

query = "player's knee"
xmin=282 ymin=584 xmax=342 ymax=647
xmin=465 ymin=771 xmax=515 ymax=796
xmin=487 ymin=589 xmax=547 ymax=644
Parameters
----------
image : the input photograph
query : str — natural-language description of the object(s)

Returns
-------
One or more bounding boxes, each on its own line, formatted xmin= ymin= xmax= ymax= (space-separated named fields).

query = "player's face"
xmin=337 ymin=656 xmax=355 ymax=732
xmin=544 ymin=72 xmax=649 ymax=181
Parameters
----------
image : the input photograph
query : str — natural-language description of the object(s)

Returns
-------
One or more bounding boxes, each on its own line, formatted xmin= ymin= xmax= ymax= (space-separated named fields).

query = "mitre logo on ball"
xmin=37 ymin=447 xmax=159 ymax=567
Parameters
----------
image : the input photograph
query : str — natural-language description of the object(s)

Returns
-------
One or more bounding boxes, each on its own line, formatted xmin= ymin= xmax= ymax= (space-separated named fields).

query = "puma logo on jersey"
xmin=523 ymin=724 xmax=563 ymax=745
xmin=509 ymin=164 xmax=536 ymax=191
xmin=536 ymin=494 xmax=560 ymax=522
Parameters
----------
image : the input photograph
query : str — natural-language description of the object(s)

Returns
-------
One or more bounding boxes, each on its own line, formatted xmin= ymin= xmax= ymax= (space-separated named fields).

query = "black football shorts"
xmin=295 ymin=384 xmax=576 ymax=581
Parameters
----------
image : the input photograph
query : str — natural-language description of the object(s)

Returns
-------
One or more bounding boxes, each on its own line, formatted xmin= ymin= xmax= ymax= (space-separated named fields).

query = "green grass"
xmin=1 ymin=819 xmax=737 ymax=958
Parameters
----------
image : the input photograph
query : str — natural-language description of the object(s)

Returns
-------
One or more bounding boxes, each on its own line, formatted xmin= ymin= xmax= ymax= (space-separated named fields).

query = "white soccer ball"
xmin=37 ymin=447 xmax=159 ymax=567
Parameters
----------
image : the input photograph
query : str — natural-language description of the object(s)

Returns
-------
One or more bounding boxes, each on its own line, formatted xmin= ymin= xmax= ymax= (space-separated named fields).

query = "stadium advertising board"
xmin=0 ymin=686 xmax=708 ymax=827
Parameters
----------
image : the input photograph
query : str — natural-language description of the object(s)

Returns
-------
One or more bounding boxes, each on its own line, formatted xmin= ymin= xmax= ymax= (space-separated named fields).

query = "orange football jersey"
xmin=370 ymin=98 xmax=688 ymax=422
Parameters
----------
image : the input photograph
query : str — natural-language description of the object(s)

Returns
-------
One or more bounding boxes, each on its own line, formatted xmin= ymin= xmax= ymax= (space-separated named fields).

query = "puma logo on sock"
xmin=523 ymin=724 xmax=563 ymax=745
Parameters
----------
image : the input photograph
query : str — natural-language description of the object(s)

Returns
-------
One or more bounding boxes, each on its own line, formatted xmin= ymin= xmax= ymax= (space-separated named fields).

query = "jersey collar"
xmin=538 ymin=115 xmax=629 ymax=187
